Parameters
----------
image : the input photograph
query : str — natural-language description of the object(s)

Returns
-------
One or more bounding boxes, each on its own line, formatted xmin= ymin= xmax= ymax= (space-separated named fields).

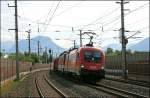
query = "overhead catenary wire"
xmin=55 ymin=1 xmax=83 ymax=17
xmin=43 ymin=0 xmax=61 ymax=33
xmin=86 ymin=2 xmax=149 ymax=33
xmin=102 ymin=2 xmax=149 ymax=27
xmin=78 ymin=6 xmax=120 ymax=30
xmin=2 ymin=1 xmax=149 ymax=49
xmin=43 ymin=1 xmax=55 ymax=25
xmin=77 ymin=2 xmax=149 ymax=33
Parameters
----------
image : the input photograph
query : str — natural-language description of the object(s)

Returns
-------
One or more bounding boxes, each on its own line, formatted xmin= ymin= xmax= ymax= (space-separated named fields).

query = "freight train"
xmin=53 ymin=45 xmax=105 ymax=81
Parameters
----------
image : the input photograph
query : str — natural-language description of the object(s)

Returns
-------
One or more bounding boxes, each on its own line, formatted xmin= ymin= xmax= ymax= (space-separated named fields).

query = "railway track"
xmin=44 ymin=75 xmax=68 ymax=98
xmin=87 ymin=83 xmax=148 ymax=98
xmin=105 ymin=77 xmax=150 ymax=87
xmin=35 ymin=78 xmax=44 ymax=98
xmin=35 ymin=72 xmax=68 ymax=98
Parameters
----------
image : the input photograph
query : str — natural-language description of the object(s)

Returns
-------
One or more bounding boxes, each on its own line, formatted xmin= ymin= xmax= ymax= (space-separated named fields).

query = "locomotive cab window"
xmin=84 ymin=51 xmax=101 ymax=63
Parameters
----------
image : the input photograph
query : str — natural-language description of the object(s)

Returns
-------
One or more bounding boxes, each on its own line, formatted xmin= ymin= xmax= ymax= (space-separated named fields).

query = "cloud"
xmin=1 ymin=1 xmax=149 ymax=49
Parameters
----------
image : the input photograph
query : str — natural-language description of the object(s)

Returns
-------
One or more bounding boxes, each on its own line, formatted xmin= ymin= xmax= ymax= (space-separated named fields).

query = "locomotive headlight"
xmin=80 ymin=65 xmax=84 ymax=68
xmin=101 ymin=66 xmax=104 ymax=69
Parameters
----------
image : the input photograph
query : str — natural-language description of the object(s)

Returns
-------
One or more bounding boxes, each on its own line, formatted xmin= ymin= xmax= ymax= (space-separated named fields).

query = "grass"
xmin=1 ymin=80 xmax=13 ymax=95
xmin=1 ymin=78 xmax=22 ymax=96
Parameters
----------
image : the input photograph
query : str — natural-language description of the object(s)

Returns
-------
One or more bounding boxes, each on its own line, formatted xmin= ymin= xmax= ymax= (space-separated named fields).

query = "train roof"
xmin=79 ymin=46 xmax=104 ymax=51
xmin=59 ymin=45 xmax=104 ymax=57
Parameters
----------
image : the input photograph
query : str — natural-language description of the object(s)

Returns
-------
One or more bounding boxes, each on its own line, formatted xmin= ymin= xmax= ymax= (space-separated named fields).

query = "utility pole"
xmin=37 ymin=25 xmax=40 ymax=62
xmin=37 ymin=41 xmax=40 ymax=62
xmin=39 ymin=45 xmax=42 ymax=63
xmin=51 ymin=49 xmax=53 ymax=62
xmin=116 ymin=0 xmax=129 ymax=79
xmin=45 ymin=47 xmax=47 ymax=64
xmin=79 ymin=30 xmax=82 ymax=47
xmin=26 ymin=24 xmax=31 ymax=55
xmin=48 ymin=48 xmax=51 ymax=72
xmin=8 ymin=0 xmax=19 ymax=80
xmin=73 ymin=40 xmax=76 ymax=48
xmin=39 ymin=45 xmax=42 ymax=55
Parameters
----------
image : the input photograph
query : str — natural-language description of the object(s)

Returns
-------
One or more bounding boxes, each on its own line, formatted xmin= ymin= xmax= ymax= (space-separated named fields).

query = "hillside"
xmin=8 ymin=36 xmax=65 ymax=53
xmin=128 ymin=37 xmax=149 ymax=52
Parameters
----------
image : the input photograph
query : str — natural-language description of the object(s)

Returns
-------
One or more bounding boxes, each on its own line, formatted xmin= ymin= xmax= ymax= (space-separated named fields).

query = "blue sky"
xmin=1 ymin=1 xmax=149 ymax=49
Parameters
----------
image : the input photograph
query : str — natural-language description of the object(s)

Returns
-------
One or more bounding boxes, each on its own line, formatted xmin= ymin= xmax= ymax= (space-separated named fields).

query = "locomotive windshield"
xmin=84 ymin=51 xmax=101 ymax=63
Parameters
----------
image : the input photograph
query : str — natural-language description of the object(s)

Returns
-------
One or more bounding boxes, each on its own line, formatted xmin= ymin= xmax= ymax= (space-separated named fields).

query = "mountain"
xmin=128 ymin=37 xmax=149 ymax=52
xmin=1 ymin=41 xmax=14 ymax=53
xmin=9 ymin=36 xmax=65 ymax=53
xmin=102 ymin=37 xmax=149 ymax=52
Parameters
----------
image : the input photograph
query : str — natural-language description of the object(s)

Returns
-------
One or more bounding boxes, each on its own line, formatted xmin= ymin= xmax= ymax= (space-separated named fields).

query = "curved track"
xmin=35 ymin=71 xmax=68 ymax=98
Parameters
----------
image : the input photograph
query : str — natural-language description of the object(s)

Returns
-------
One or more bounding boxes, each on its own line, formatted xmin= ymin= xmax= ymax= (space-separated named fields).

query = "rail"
xmin=105 ymin=77 xmax=150 ymax=87
xmin=35 ymin=78 xmax=44 ymax=98
xmin=44 ymin=75 xmax=68 ymax=98
xmin=95 ymin=83 xmax=148 ymax=98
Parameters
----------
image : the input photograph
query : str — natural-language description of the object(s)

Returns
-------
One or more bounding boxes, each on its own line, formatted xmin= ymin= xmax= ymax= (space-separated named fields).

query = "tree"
xmin=42 ymin=51 xmax=48 ymax=63
xmin=106 ymin=47 xmax=113 ymax=55
xmin=115 ymin=50 xmax=121 ymax=55
xmin=126 ymin=49 xmax=132 ymax=54
xmin=48 ymin=54 xmax=53 ymax=63
xmin=0 ymin=52 xmax=2 ymax=57
xmin=8 ymin=52 xmax=39 ymax=64
xmin=30 ymin=53 xmax=39 ymax=64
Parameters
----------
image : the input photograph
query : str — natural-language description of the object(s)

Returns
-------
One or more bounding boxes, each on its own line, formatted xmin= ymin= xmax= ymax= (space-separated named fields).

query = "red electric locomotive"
xmin=54 ymin=45 xmax=105 ymax=81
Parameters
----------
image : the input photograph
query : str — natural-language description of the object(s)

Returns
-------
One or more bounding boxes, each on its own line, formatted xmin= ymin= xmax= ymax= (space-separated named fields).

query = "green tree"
xmin=106 ymin=47 xmax=113 ymax=55
xmin=8 ymin=52 xmax=39 ymax=64
xmin=126 ymin=49 xmax=132 ymax=54
xmin=0 ymin=52 xmax=2 ymax=57
xmin=48 ymin=54 xmax=53 ymax=63
xmin=30 ymin=53 xmax=39 ymax=64
xmin=42 ymin=51 xmax=48 ymax=63
xmin=115 ymin=50 xmax=121 ymax=55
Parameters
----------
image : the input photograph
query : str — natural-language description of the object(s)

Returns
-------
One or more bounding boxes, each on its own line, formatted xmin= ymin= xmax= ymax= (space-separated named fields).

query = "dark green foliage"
xmin=106 ymin=48 xmax=113 ymax=55
xmin=41 ymin=51 xmax=53 ymax=63
xmin=41 ymin=51 xmax=48 ymax=63
xmin=106 ymin=48 xmax=132 ymax=56
xmin=106 ymin=48 xmax=115 ymax=56
xmin=114 ymin=50 xmax=121 ymax=55
xmin=8 ymin=53 xmax=39 ymax=64
xmin=0 ymin=52 xmax=2 ymax=57
xmin=49 ymin=54 xmax=53 ymax=63
xmin=126 ymin=49 xmax=132 ymax=54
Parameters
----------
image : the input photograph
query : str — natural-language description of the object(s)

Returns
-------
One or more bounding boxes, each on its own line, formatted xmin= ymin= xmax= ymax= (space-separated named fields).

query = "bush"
xmin=8 ymin=53 xmax=39 ymax=64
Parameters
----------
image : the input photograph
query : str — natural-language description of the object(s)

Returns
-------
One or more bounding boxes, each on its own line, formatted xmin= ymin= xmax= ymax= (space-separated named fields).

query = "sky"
xmin=1 ymin=0 xmax=149 ymax=49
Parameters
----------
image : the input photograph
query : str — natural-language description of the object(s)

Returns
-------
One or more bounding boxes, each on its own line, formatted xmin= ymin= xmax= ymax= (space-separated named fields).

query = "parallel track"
xmin=87 ymin=83 xmax=148 ymax=98
xmin=105 ymin=77 xmax=150 ymax=87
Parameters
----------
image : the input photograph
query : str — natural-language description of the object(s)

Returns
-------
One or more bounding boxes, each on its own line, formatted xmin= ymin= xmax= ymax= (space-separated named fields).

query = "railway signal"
xmin=49 ymin=49 xmax=51 ymax=54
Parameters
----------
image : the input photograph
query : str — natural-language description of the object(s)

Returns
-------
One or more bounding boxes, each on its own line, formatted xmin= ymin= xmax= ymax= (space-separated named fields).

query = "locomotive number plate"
xmin=89 ymin=66 xmax=96 ymax=69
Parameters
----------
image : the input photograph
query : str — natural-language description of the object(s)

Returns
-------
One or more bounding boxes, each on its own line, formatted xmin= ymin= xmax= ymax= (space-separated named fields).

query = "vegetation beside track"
xmin=1 ymin=74 xmax=30 ymax=97
xmin=1 ymin=80 xmax=21 ymax=96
